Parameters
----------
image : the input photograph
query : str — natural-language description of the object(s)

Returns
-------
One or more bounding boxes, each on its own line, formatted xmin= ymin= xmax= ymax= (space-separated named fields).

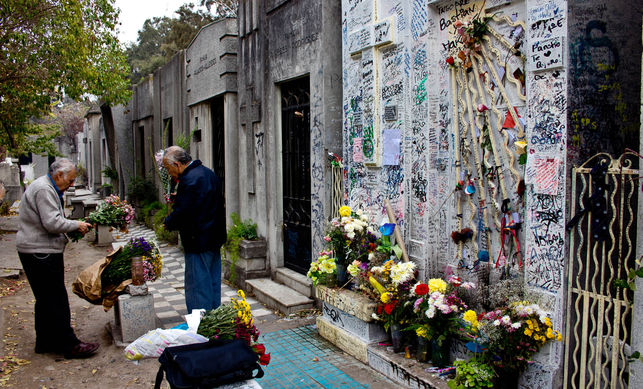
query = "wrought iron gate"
xmin=564 ymin=153 xmax=639 ymax=389
xmin=281 ymin=77 xmax=311 ymax=275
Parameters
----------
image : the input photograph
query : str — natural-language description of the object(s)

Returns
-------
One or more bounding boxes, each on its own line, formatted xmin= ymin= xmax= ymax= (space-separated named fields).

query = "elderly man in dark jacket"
xmin=162 ymin=146 xmax=226 ymax=313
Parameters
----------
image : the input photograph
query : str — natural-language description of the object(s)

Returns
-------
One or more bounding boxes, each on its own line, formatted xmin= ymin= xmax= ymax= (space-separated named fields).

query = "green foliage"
xmin=127 ymin=176 xmax=158 ymax=207
xmin=448 ymin=358 xmax=495 ymax=389
xmin=153 ymin=204 xmax=178 ymax=244
xmin=102 ymin=166 xmax=119 ymax=180
xmin=141 ymin=201 xmax=163 ymax=228
xmin=0 ymin=0 xmax=131 ymax=154
xmin=223 ymin=213 xmax=258 ymax=283
xmin=200 ymin=0 xmax=238 ymax=17
xmin=126 ymin=4 xmax=215 ymax=83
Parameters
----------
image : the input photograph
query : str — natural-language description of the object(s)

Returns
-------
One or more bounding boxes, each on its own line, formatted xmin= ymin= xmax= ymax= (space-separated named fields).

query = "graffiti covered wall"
xmin=342 ymin=0 xmax=575 ymax=386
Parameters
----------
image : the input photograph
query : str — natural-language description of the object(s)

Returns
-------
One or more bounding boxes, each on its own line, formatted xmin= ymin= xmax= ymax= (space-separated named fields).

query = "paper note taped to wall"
xmin=530 ymin=156 xmax=560 ymax=195
xmin=353 ymin=137 xmax=364 ymax=163
xmin=382 ymin=129 xmax=401 ymax=166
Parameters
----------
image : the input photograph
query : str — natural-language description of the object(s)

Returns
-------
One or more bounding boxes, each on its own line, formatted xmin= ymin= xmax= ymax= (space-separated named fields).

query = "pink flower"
xmin=323 ymin=236 xmax=331 ymax=242
xmin=477 ymin=104 xmax=488 ymax=112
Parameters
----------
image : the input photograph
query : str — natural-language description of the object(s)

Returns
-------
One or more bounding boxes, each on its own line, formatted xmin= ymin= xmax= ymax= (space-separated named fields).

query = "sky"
xmin=113 ymin=0 xmax=198 ymax=44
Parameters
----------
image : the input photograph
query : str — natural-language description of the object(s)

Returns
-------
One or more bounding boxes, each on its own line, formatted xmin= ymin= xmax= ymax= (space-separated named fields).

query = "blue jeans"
xmin=184 ymin=250 xmax=221 ymax=313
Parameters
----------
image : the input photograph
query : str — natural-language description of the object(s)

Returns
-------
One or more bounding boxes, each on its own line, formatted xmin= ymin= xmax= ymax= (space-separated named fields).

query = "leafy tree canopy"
xmin=126 ymin=1 xmax=237 ymax=84
xmin=0 ymin=0 xmax=132 ymax=156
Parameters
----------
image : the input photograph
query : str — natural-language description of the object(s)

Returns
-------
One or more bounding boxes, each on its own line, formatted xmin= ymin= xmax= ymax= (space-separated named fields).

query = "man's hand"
xmin=77 ymin=221 xmax=92 ymax=234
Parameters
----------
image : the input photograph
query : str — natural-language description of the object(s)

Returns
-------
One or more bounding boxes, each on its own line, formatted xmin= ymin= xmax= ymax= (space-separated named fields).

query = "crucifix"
xmin=346 ymin=0 xmax=395 ymax=166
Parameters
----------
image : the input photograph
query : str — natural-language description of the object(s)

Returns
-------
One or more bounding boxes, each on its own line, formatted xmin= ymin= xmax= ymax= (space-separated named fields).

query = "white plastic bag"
xmin=124 ymin=328 xmax=208 ymax=360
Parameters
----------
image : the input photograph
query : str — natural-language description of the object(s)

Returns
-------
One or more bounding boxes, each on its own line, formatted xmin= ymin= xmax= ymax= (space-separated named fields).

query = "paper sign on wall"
xmin=382 ymin=129 xmax=401 ymax=166
xmin=530 ymin=156 xmax=560 ymax=195
xmin=353 ymin=137 xmax=364 ymax=163
xmin=530 ymin=36 xmax=564 ymax=71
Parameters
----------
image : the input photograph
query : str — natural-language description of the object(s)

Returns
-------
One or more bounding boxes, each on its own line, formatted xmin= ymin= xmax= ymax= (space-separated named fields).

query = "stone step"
xmin=245 ymin=278 xmax=313 ymax=316
xmin=274 ymin=267 xmax=313 ymax=298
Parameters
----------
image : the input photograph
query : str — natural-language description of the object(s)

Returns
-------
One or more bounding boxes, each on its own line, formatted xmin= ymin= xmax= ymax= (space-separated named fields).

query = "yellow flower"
xmin=237 ymin=290 xmax=246 ymax=300
xmin=428 ymin=278 xmax=447 ymax=294
xmin=339 ymin=206 xmax=352 ymax=217
xmin=524 ymin=328 xmax=533 ymax=337
xmin=381 ymin=292 xmax=392 ymax=304
xmin=546 ymin=328 xmax=555 ymax=339
xmin=416 ymin=326 xmax=428 ymax=338
xmin=463 ymin=310 xmax=479 ymax=329
xmin=556 ymin=332 xmax=563 ymax=341
xmin=369 ymin=276 xmax=386 ymax=294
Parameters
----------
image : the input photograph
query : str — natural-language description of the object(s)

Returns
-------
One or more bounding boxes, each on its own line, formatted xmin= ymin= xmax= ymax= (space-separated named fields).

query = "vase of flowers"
xmin=390 ymin=322 xmax=403 ymax=353
xmin=307 ymin=251 xmax=337 ymax=287
xmin=409 ymin=276 xmax=474 ymax=367
xmin=101 ymin=237 xmax=162 ymax=292
xmin=460 ymin=301 xmax=563 ymax=385
xmin=416 ymin=335 xmax=430 ymax=363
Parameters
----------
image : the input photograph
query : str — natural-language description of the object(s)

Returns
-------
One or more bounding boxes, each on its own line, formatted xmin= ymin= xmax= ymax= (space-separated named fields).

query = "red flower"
xmin=414 ymin=283 xmax=429 ymax=296
xmin=446 ymin=56 xmax=455 ymax=65
xmin=252 ymin=343 xmax=266 ymax=355
xmin=384 ymin=303 xmax=395 ymax=315
xmin=259 ymin=353 xmax=271 ymax=365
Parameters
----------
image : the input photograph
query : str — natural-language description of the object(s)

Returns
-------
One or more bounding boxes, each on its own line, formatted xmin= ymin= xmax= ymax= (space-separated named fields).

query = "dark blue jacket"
xmin=164 ymin=160 xmax=226 ymax=253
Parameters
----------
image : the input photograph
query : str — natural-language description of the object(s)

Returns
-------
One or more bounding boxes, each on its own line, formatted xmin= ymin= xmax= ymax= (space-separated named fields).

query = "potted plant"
xmin=222 ymin=213 xmax=266 ymax=287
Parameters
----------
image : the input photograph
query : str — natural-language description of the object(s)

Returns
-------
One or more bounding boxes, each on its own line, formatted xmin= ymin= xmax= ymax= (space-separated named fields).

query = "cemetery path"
xmin=0 ymin=221 xmax=398 ymax=388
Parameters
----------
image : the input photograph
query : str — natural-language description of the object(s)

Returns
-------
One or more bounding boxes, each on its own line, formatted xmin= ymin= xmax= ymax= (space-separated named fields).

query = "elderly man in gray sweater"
xmin=16 ymin=158 xmax=98 ymax=359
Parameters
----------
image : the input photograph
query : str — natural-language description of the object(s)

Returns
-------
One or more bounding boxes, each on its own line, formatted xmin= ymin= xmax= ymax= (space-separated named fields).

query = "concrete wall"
xmin=185 ymin=18 xmax=240 ymax=220
xmin=111 ymin=103 xmax=134 ymax=198
xmin=237 ymin=0 xmax=343 ymax=273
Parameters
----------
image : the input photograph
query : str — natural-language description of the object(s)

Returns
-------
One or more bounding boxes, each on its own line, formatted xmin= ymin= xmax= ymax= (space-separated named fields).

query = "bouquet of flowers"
xmin=66 ymin=218 xmax=93 ymax=242
xmin=370 ymin=259 xmax=417 ymax=331
xmin=307 ymin=250 xmax=336 ymax=286
xmin=198 ymin=290 xmax=270 ymax=366
xmin=154 ymin=149 xmax=173 ymax=203
xmin=461 ymin=301 xmax=562 ymax=373
xmin=101 ymin=237 xmax=162 ymax=289
xmin=86 ymin=195 xmax=135 ymax=231
xmin=325 ymin=205 xmax=378 ymax=267
xmin=410 ymin=276 xmax=473 ymax=347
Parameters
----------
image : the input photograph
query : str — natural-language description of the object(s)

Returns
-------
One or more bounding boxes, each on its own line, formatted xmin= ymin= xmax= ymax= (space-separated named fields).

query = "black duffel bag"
xmin=154 ymin=339 xmax=264 ymax=389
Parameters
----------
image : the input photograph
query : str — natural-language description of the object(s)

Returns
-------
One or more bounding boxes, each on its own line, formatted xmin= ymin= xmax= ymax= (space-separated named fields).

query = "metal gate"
xmin=564 ymin=152 xmax=639 ymax=389
xmin=281 ymin=77 xmax=311 ymax=275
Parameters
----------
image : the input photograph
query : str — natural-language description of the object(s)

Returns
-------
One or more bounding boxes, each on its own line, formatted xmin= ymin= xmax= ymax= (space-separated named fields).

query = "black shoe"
xmin=63 ymin=342 xmax=99 ymax=359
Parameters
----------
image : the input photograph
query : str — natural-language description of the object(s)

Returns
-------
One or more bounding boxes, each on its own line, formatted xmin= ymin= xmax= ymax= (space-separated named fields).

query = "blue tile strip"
xmin=258 ymin=325 xmax=368 ymax=389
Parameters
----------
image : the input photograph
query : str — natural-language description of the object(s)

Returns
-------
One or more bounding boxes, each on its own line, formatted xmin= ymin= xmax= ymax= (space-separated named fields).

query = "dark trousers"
xmin=18 ymin=252 xmax=79 ymax=352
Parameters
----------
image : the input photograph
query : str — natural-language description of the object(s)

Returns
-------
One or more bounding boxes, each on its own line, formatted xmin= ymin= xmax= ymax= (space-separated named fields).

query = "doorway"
xmin=281 ymin=77 xmax=311 ymax=275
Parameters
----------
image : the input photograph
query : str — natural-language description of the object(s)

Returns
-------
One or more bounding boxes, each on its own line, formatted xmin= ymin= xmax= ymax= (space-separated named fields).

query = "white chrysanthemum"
xmin=501 ymin=315 xmax=511 ymax=325
xmin=367 ymin=226 xmax=375 ymax=234
xmin=368 ymin=252 xmax=375 ymax=261
xmin=511 ymin=322 xmax=522 ymax=329
xmin=425 ymin=306 xmax=436 ymax=319
xmin=344 ymin=223 xmax=354 ymax=233
xmin=353 ymin=223 xmax=363 ymax=232
xmin=346 ymin=231 xmax=355 ymax=240
xmin=493 ymin=319 xmax=501 ymax=326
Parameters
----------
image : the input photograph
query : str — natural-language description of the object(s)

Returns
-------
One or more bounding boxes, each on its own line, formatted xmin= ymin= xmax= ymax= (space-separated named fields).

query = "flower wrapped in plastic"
xmin=306 ymin=251 xmax=336 ymax=286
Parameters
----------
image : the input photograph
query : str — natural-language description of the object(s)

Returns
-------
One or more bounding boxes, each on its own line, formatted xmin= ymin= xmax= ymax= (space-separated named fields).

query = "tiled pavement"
xmin=113 ymin=224 xmax=393 ymax=388
xmin=114 ymin=224 xmax=278 ymax=328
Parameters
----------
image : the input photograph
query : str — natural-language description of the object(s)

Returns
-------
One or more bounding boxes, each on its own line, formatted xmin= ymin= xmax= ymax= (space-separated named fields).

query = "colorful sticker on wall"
xmin=353 ymin=137 xmax=364 ymax=163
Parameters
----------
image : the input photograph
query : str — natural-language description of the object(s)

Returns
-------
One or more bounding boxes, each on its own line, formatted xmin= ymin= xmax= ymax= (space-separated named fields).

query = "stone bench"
xmin=70 ymin=195 xmax=95 ymax=218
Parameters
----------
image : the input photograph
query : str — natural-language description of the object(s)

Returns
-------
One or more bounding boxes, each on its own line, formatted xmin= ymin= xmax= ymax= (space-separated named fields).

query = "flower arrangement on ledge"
xmin=86 ymin=195 xmax=135 ymax=231
xmin=101 ymin=237 xmax=162 ymax=291
xmin=197 ymin=290 xmax=270 ymax=366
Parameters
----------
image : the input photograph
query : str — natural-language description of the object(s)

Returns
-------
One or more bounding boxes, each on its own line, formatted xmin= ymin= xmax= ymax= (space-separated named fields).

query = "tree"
xmin=126 ymin=2 xmax=236 ymax=83
xmin=200 ymin=0 xmax=237 ymax=17
xmin=0 ymin=0 xmax=131 ymax=156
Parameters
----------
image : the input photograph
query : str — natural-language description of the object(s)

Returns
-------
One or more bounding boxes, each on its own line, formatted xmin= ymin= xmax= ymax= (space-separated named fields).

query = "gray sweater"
xmin=16 ymin=175 xmax=78 ymax=253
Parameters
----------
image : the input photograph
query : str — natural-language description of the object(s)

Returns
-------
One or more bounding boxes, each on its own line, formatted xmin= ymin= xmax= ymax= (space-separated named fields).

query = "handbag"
xmin=154 ymin=339 xmax=264 ymax=389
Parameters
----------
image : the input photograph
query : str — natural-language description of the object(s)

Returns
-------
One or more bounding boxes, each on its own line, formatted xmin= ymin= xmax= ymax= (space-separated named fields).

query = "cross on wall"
xmin=346 ymin=0 xmax=395 ymax=166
